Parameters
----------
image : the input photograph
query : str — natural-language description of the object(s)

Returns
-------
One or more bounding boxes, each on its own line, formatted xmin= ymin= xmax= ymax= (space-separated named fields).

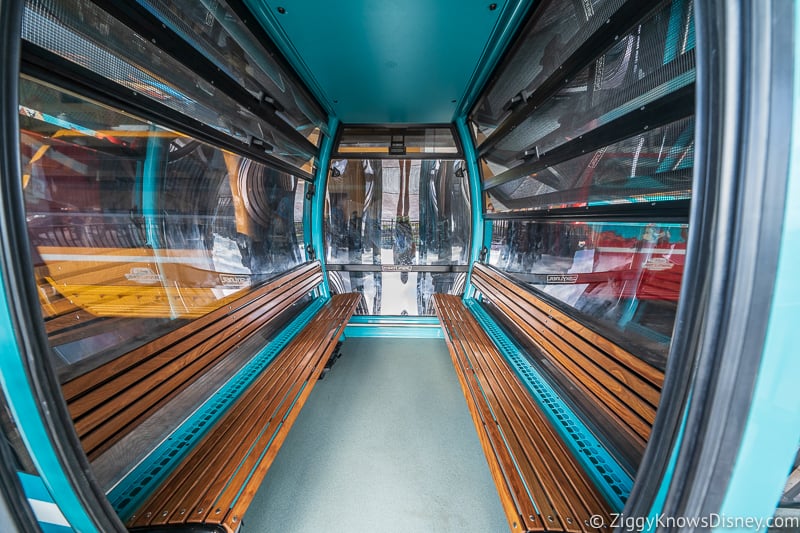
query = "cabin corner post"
xmin=455 ymin=116 xmax=485 ymax=299
xmin=312 ymin=116 xmax=340 ymax=299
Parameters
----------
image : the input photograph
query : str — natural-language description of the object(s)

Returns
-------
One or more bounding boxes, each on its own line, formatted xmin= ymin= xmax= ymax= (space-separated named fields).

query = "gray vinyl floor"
xmin=243 ymin=336 xmax=507 ymax=533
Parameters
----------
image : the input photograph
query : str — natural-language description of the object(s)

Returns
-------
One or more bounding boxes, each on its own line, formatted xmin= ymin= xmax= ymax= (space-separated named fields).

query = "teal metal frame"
xmin=455 ymin=116 xmax=485 ymax=299
xmin=344 ymin=316 xmax=443 ymax=339
xmin=0 ymin=270 xmax=99 ymax=532
xmin=715 ymin=8 xmax=800 ymax=526
xmin=311 ymin=117 xmax=339 ymax=299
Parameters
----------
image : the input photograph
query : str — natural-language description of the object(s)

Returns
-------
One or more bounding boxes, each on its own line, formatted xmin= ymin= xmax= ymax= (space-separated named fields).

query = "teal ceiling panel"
xmin=247 ymin=0 xmax=516 ymax=124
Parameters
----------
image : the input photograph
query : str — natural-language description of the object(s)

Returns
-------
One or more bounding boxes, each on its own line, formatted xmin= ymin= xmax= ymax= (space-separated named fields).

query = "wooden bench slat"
xmin=472 ymin=264 xmax=663 ymax=449
xmin=436 ymin=300 xmax=527 ymax=531
xmin=449 ymin=298 xmax=609 ymax=530
xmin=131 ymin=307 xmax=338 ymax=526
xmin=434 ymin=294 xmax=613 ymax=533
xmin=446 ymin=298 xmax=595 ymax=532
xmin=437 ymin=297 xmax=546 ymax=531
xmin=128 ymin=292 xmax=361 ymax=533
xmin=473 ymin=278 xmax=654 ymax=442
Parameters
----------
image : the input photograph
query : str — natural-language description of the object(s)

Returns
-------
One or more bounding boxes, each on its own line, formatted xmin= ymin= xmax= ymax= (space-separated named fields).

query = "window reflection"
xmin=489 ymin=220 xmax=686 ymax=362
xmin=325 ymin=159 xmax=470 ymax=267
xmin=21 ymin=77 xmax=304 ymax=376
xmin=329 ymin=272 xmax=466 ymax=316
xmin=324 ymin=158 xmax=470 ymax=316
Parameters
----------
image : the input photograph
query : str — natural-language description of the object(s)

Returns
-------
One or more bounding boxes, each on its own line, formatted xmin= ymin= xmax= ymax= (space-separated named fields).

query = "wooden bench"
xmin=434 ymin=293 xmax=611 ymax=533
xmin=62 ymin=260 xmax=326 ymax=460
xmin=127 ymin=291 xmax=360 ymax=532
xmin=471 ymin=263 xmax=664 ymax=466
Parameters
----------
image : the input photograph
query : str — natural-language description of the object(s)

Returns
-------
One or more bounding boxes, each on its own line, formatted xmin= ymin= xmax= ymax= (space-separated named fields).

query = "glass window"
xmin=487 ymin=219 xmax=686 ymax=363
xmin=485 ymin=117 xmax=693 ymax=213
xmin=329 ymin=272 xmax=466 ymax=316
xmin=470 ymin=0 xmax=618 ymax=143
xmin=485 ymin=1 xmax=695 ymax=168
xmin=134 ymin=0 xmax=327 ymax=144
xmin=21 ymin=77 xmax=305 ymax=378
xmin=22 ymin=0 xmax=317 ymax=172
xmin=324 ymin=159 xmax=471 ymax=266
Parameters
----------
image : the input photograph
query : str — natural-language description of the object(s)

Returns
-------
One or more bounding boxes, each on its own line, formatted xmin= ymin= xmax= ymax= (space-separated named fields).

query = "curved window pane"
xmin=488 ymin=220 xmax=686 ymax=364
xmin=20 ymin=77 xmax=304 ymax=378
xmin=324 ymin=159 xmax=471 ymax=266
xmin=486 ymin=117 xmax=693 ymax=213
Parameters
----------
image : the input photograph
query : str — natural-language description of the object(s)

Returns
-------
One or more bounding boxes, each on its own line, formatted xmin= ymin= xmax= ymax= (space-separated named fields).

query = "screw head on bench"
xmin=180 ymin=509 xmax=185 ymax=515
xmin=529 ymin=515 xmax=535 ymax=521
xmin=548 ymin=515 xmax=554 ymax=522
xmin=145 ymin=512 xmax=151 ymax=518
xmin=215 ymin=508 xmax=221 ymax=514
xmin=198 ymin=508 xmax=204 ymax=514
xmin=232 ymin=516 xmax=239 ymax=523
xmin=512 ymin=522 xmax=518 ymax=529
xmin=162 ymin=511 xmax=168 ymax=517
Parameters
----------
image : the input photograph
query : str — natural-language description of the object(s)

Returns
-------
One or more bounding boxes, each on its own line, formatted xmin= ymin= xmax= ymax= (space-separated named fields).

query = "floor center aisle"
xmin=243 ymin=336 xmax=507 ymax=533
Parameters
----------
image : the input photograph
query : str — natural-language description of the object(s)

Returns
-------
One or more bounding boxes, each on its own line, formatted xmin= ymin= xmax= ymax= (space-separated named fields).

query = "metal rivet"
xmin=529 ymin=515 xmax=536 ymax=521
xmin=162 ymin=511 xmax=168 ymax=517
xmin=548 ymin=515 xmax=554 ymax=522
xmin=567 ymin=517 xmax=573 ymax=523
xmin=232 ymin=516 xmax=238 ymax=523
xmin=215 ymin=508 xmax=221 ymax=514
xmin=489 ymin=3 xmax=498 ymax=10
xmin=198 ymin=508 xmax=204 ymax=514
xmin=180 ymin=509 xmax=185 ymax=515
xmin=277 ymin=6 xmax=286 ymax=14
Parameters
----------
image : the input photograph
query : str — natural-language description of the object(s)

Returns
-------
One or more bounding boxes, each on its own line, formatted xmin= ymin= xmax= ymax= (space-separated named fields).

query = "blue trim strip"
xmin=466 ymin=299 xmax=632 ymax=511
xmin=344 ymin=324 xmax=443 ymax=339
xmin=312 ymin=117 xmax=339 ymax=299
xmin=348 ymin=315 xmax=440 ymax=326
xmin=455 ymin=117 xmax=485 ymax=298
xmin=108 ymin=298 xmax=325 ymax=520
xmin=142 ymin=127 xmax=161 ymax=248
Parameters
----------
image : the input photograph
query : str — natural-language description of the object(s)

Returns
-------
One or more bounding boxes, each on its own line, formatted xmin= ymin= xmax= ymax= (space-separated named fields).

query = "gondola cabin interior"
xmin=0 ymin=0 xmax=799 ymax=532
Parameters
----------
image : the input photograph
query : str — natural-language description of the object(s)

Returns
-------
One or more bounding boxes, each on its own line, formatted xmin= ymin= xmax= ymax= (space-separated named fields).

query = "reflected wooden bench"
xmin=433 ymin=264 xmax=665 ymax=533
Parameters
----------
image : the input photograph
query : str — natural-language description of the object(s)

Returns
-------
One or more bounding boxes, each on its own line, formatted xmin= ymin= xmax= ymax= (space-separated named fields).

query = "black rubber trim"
xmin=476 ymin=0 xmax=665 ymax=157
xmin=623 ymin=0 xmax=795 ymax=523
xmin=90 ymin=0 xmax=319 ymax=159
xmin=0 ymin=1 xmax=126 ymax=532
xmin=483 ymin=83 xmax=695 ymax=191
xmin=20 ymin=42 xmax=314 ymax=182
xmin=483 ymin=199 xmax=690 ymax=222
